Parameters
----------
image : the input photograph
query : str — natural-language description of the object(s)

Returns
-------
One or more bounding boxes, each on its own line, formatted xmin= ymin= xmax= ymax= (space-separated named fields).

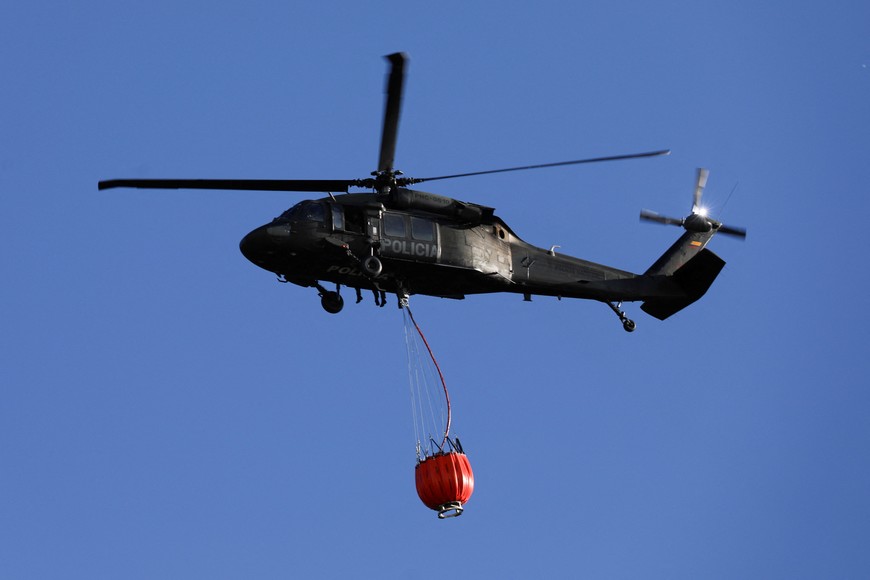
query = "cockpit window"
xmin=331 ymin=204 xmax=344 ymax=231
xmin=301 ymin=202 xmax=325 ymax=222
xmin=280 ymin=201 xmax=324 ymax=222
xmin=280 ymin=202 xmax=303 ymax=220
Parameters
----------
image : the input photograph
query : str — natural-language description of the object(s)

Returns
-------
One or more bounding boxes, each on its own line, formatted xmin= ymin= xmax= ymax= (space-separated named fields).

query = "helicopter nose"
xmin=239 ymin=225 xmax=276 ymax=266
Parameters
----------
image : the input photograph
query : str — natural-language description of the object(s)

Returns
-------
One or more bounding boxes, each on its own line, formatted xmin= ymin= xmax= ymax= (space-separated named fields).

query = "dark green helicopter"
xmin=99 ymin=53 xmax=745 ymax=332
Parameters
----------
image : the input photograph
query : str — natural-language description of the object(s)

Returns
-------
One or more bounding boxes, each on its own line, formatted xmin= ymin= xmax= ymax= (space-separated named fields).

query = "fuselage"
xmin=238 ymin=192 xmax=664 ymax=303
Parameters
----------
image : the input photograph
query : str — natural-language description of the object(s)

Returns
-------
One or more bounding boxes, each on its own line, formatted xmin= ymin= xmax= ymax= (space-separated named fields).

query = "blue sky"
xmin=3 ymin=1 xmax=869 ymax=578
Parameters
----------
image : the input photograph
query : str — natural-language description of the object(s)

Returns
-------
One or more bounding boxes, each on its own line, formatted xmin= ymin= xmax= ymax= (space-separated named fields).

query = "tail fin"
xmin=637 ymin=168 xmax=744 ymax=320
xmin=644 ymin=229 xmax=716 ymax=277
xmin=641 ymin=246 xmax=725 ymax=320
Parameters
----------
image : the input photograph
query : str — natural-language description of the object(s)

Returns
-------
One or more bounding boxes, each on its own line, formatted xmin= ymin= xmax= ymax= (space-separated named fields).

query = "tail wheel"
xmin=607 ymin=301 xmax=637 ymax=333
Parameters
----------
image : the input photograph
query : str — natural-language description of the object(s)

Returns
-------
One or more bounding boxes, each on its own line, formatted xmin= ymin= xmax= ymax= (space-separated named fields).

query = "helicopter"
xmin=99 ymin=52 xmax=745 ymax=332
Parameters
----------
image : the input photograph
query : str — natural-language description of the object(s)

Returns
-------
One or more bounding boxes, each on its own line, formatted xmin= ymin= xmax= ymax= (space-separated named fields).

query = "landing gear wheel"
xmin=320 ymin=291 xmax=344 ymax=314
xmin=607 ymin=301 xmax=637 ymax=333
xmin=362 ymin=255 xmax=383 ymax=278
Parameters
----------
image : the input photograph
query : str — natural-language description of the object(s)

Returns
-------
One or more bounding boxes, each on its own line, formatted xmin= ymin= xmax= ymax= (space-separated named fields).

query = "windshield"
xmin=279 ymin=201 xmax=324 ymax=222
xmin=280 ymin=202 xmax=304 ymax=220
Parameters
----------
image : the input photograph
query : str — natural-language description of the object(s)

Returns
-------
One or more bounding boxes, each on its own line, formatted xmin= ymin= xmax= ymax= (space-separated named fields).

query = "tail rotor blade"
xmin=693 ymin=167 xmax=709 ymax=212
xmin=377 ymin=52 xmax=407 ymax=174
xmin=640 ymin=209 xmax=684 ymax=227
xmin=717 ymin=224 xmax=747 ymax=239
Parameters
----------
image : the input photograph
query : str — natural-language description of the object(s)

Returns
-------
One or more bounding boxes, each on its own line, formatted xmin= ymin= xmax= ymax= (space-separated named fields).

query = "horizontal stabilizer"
xmin=641 ymin=249 xmax=725 ymax=320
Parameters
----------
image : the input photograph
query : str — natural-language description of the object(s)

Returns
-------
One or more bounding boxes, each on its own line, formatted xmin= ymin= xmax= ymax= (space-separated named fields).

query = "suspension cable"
xmin=403 ymin=315 xmax=422 ymax=458
xmin=404 ymin=303 xmax=451 ymax=451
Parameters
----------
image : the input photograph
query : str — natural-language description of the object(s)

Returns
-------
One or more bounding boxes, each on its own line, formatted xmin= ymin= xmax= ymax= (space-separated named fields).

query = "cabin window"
xmin=384 ymin=213 xmax=407 ymax=237
xmin=410 ymin=217 xmax=435 ymax=241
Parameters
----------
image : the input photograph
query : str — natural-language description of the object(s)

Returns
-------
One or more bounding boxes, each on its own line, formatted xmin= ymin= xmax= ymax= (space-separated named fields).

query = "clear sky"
xmin=3 ymin=1 xmax=870 ymax=578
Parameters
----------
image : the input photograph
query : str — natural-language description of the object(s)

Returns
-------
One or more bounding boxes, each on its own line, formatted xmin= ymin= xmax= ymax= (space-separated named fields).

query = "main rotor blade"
xmin=377 ymin=52 xmax=407 ymax=173
xmin=640 ymin=209 xmax=684 ymax=226
xmin=693 ymin=167 xmax=709 ymax=212
xmin=97 ymin=178 xmax=361 ymax=193
xmin=409 ymin=149 xmax=671 ymax=184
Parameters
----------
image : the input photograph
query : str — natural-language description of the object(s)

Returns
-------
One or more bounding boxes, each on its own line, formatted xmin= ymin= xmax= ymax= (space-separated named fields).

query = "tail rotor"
xmin=640 ymin=168 xmax=746 ymax=239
